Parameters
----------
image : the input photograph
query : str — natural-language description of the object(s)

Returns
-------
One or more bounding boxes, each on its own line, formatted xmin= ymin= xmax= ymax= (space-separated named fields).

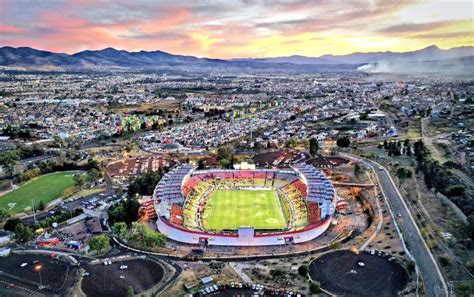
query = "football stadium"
xmin=152 ymin=163 xmax=336 ymax=246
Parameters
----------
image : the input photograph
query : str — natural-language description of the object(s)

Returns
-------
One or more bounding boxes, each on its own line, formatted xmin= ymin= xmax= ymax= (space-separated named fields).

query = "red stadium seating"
xmin=170 ymin=204 xmax=183 ymax=225
xmin=307 ymin=202 xmax=320 ymax=224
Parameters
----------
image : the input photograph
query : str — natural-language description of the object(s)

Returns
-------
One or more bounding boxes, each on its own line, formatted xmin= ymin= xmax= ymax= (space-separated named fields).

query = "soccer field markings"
xmin=202 ymin=189 xmax=286 ymax=230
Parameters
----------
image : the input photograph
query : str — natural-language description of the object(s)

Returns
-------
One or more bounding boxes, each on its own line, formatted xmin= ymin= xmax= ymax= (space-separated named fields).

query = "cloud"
xmin=0 ymin=0 xmax=472 ymax=58
xmin=0 ymin=24 xmax=28 ymax=34
xmin=378 ymin=20 xmax=464 ymax=34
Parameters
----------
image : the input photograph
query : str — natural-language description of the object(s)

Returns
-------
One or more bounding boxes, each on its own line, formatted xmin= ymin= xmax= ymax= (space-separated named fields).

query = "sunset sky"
xmin=0 ymin=0 xmax=472 ymax=58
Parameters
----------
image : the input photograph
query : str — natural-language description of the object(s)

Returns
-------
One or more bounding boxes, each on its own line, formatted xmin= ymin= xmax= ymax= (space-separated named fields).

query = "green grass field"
xmin=202 ymin=189 xmax=286 ymax=231
xmin=0 ymin=172 xmax=77 ymax=213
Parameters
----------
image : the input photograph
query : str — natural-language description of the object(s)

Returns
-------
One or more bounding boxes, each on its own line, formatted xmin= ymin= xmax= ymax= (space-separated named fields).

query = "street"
xmin=362 ymin=157 xmax=448 ymax=297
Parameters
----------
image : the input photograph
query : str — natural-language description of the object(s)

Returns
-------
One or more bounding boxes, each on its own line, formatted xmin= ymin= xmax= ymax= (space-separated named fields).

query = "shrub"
xmin=298 ymin=265 xmax=309 ymax=277
xmin=446 ymin=185 xmax=465 ymax=197
xmin=439 ymin=256 xmax=451 ymax=267
xmin=309 ymin=281 xmax=321 ymax=294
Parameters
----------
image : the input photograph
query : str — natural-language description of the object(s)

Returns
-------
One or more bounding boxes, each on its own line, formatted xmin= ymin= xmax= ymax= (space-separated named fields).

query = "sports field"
xmin=201 ymin=189 xmax=286 ymax=231
xmin=0 ymin=171 xmax=77 ymax=213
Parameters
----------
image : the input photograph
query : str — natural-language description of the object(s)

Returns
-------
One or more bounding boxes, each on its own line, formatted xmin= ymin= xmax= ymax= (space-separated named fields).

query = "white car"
xmin=20 ymin=263 xmax=28 ymax=268
xmin=119 ymin=265 xmax=128 ymax=270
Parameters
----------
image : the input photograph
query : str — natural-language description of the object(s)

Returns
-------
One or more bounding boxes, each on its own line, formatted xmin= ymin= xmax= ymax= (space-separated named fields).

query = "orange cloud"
xmin=0 ymin=0 xmax=472 ymax=57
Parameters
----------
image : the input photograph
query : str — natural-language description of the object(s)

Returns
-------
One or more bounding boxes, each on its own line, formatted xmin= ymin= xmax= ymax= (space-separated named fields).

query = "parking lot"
xmin=0 ymin=252 xmax=78 ymax=296
xmin=253 ymin=150 xmax=308 ymax=168
xmin=309 ymin=250 xmax=409 ymax=296
xmin=306 ymin=155 xmax=349 ymax=168
xmin=81 ymin=258 xmax=164 ymax=296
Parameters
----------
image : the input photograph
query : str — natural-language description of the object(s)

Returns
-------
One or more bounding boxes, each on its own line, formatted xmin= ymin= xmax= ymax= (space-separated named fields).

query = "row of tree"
xmin=382 ymin=139 xmax=412 ymax=157
xmin=127 ymin=170 xmax=164 ymax=197
xmin=217 ymin=147 xmax=235 ymax=169
xmin=112 ymin=222 xmax=166 ymax=248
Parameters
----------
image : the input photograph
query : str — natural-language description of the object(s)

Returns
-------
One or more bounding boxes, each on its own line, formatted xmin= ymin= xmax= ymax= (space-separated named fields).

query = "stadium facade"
xmin=153 ymin=163 xmax=336 ymax=246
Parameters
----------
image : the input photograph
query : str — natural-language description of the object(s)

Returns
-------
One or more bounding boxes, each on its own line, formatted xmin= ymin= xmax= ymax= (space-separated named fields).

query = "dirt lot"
xmin=310 ymin=250 xmax=409 ymax=296
xmin=0 ymin=252 xmax=78 ymax=296
xmin=306 ymin=155 xmax=349 ymax=168
xmin=107 ymin=156 xmax=174 ymax=177
xmin=253 ymin=150 xmax=308 ymax=168
xmin=81 ymin=258 xmax=164 ymax=296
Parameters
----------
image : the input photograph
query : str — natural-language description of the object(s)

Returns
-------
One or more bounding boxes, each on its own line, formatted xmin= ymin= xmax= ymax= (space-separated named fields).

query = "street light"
xmin=34 ymin=264 xmax=44 ymax=289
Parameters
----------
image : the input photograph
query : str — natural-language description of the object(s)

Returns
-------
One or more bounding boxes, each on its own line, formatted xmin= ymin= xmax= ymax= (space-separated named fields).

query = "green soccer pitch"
xmin=0 ymin=171 xmax=78 ymax=214
xmin=201 ymin=189 xmax=287 ymax=231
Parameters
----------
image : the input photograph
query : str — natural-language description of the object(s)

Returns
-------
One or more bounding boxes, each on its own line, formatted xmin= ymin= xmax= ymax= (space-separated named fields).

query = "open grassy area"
xmin=201 ymin=189 xmax=286 ymax=231
xmin=0 ymin=171 xmax=78 ymax=213
xmin=67 ymin=188 xmax=105 ymax=200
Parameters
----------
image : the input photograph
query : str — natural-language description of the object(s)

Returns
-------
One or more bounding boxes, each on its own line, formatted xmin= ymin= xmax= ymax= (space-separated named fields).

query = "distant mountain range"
xmin=0 ymin=45 xmax=472 ymax=74
xmin=236 ymin=45 xmax=473 ymax=65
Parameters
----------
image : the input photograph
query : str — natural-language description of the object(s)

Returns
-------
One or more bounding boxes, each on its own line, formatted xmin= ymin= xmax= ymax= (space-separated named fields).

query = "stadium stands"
xmin=153 ymin=164 xmax=335 ymax=245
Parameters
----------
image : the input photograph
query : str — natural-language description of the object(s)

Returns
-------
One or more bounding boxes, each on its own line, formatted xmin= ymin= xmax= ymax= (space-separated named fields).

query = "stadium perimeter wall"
xmin=157 ymin=216 xmax=332 ymax=246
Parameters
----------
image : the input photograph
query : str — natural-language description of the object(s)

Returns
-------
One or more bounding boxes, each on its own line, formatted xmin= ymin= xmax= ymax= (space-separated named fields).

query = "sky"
xmin=0 ymin=0 xmax=473 ymax=58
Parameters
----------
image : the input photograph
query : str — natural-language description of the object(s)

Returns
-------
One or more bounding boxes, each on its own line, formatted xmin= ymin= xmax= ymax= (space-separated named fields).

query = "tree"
xmin=21 ymin=167 xmax=41 ymax=182
xmin=3 ymin=218 xmax=22 ymax=232
xmin=438 ymin=256 xmax=451 ymax=267
xmin=129 ymin=222 xmax=167 ymax=248
xmin=397 ymin=168 xmax=407 ymax=180
xmin=73 ymin=173 xmax=86 ymax=189
xmin=467 ymin=215 xmax=474 ymax=240
xmin=14 ymin=223 xmax=33 ymax=243
xmin=219 ymin=158 xmax=231 ymax=169
xmin=38 ymin=200 xmax=46 ymax=211
xmin=309 ymin=138 xmax=319 ymax=156
xmin=108 ymin=196 xmax=140 ymax=226
xmin=53 ymin=135 xmax=64 ymax=148
xmin=414 ymin=140 xmax=426 ymax=162
xmin=354 ymin=163 xmax=363 ymax=177
xmin=88 ymin=168 xmax=101 ymax=184
xmin=406 ymin=144 xmax=412 ymax=156
xmin=89 ymin=235 xmax=110 ymax=253
xmin=336 ymin=136 xmax=350 ymax=148
xmin=0 ymin=151 xmax=20 ymax=177
xmin=446 ymin=185 xmax=465 ymax=197
xmin=112 ymin=222 xmax=128 ymax=239
xmin=197 ymin=159 xmax=206 ymax=170
xmin=217 ymin=147 xmax=231 ymax=161
xmin=127 ymin=286 xmax=134 ymax=297
xmin=127 ymin=171 xmax=162 ymax=197
xmin=0 ymin=209 xmax=9 ymax=222
xmin=298 ymin=265 xmax=309 ymax=277
xmin=457 ymin=282 xmax=471 ymax=297
xmin=285 ymin=138 xmax=297 ymax=148
xmin=309 ymin=281 xmax=321 ymax=294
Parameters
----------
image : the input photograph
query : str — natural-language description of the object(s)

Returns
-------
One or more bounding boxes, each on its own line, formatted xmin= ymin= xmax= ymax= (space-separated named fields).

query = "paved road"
xmin=356 ymin=156 xmax=448 ymax=297
xmin=21 ymin=186 xmax=114 ymax=225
